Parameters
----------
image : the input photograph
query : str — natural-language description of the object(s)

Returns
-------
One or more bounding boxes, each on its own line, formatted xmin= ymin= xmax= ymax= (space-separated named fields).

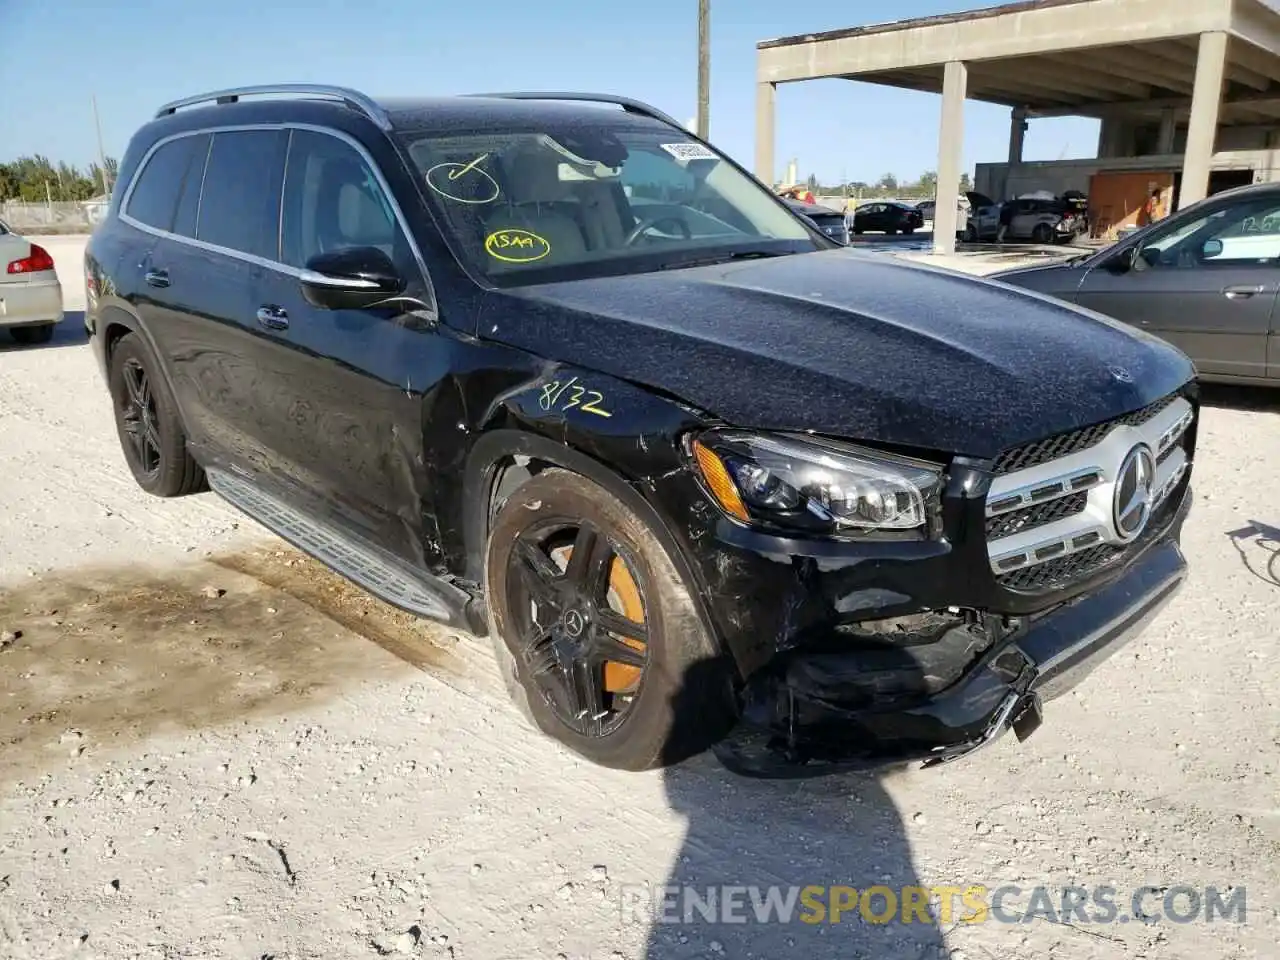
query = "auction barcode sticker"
xmin=660 ymin=143 xmax=718 ymax=161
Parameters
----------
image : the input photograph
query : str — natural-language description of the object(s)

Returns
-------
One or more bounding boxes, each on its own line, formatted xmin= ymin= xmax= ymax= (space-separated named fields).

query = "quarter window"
xmin=280 ymin=130 xmax=402 ymax=270
xmin=126 ymin=136 xmax=206 ymax=231
xmin=196 ymin=130 xmax=288 ymax=259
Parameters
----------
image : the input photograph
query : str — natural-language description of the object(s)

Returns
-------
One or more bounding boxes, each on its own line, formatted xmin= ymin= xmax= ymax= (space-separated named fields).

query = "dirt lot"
xmin=0 ymin=237 xmax=1276 ymax=960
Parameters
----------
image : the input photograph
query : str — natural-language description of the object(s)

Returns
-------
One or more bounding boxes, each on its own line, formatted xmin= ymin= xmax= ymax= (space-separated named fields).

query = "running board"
xmin=207 ymin=468 xmax=481 ymax=633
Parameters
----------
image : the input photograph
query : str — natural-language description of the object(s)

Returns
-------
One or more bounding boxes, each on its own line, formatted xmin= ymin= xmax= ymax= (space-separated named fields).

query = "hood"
xmin=990 ymin=258 xmax=1091 ymax=297
xmin=486 ymin=249 xmax=1194 ymax=458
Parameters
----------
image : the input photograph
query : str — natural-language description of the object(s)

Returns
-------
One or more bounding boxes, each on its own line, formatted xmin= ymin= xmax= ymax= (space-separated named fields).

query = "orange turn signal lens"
xmin=691 ymin=439 xmax=750 ymax=522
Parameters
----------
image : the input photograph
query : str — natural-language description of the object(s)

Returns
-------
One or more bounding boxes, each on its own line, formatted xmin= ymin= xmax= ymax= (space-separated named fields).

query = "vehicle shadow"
xmin=0 ymin=310 xmax=87 ymax=354
xmin=645 ymin=659 xmax=947 ymax=959
xmin=1225 ymin=519 xmax=1280 ymax=588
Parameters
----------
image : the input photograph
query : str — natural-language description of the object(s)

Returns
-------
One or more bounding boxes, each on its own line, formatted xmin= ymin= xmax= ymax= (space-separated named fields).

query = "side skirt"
xmin=206 ymin=468 xmax=485 ymax=635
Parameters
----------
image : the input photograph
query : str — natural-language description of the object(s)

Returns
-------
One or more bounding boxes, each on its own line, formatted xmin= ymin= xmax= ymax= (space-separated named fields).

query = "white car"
xmin=0 ymin=218 xmax=63 ymax=344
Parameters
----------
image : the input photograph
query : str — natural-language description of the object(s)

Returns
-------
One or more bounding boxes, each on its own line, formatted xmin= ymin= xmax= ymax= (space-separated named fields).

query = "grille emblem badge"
xmin=1113 ymin=444 xmax=1155 ymax=542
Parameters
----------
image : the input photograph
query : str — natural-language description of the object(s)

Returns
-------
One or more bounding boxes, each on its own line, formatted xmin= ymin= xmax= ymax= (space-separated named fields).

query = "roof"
xmin=151 ymin=85 xmax=684 ymax=137
xmin=756 ymin=0 xmax=1280 ymax=124
xmin=758 ymin=0 xmax=1089 ymax=50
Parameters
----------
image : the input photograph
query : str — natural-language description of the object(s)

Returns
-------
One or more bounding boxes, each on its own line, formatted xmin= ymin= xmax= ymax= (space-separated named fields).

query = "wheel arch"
xmin=459 ymin=427 xmax=731 ymax=664
xmin=98 ymin=304 xmax=196 ymax=440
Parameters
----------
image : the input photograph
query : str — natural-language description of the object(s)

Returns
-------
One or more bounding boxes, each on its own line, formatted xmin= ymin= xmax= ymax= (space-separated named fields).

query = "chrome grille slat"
xmin=985 ymin=393 xmax=1193 ymax=591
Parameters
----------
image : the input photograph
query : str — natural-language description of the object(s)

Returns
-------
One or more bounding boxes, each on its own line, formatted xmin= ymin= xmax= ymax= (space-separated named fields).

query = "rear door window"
xmin=126 ymin=136 xmax=207 ymax=231
xmin=196 ymin=130 xmax=288 ymax=260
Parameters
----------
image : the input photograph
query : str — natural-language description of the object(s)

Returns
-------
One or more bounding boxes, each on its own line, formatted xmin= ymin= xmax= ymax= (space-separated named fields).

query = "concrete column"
xmin=755 ymin=82 xmax=776 ymax=187
xmin=1179 ymin=31 xmax=1228 ymax=208
xmin=1156 ymin=108 xmax=1177 ymax=154
xmin=1008 ymin=108 xmax=1028 ymax=165
xmin=934 ymin=60 xmax=968 ymax=255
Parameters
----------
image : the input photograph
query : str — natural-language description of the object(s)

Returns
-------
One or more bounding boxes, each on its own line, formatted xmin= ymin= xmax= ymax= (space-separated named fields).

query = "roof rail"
xmin=155 ymin=84 xmax=392 ymax=131
xmin=464 ymin=92 xmax=684 ymax=132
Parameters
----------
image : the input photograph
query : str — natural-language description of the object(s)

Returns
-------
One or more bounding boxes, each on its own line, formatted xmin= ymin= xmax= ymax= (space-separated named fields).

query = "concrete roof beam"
xmin=1038 ymin=51 xmax=1184 ymax=96
xmin=981 ymin=58 xmax=1151 ymax=100
xmin=1228 ymin=36 xmax=1280 ymax=86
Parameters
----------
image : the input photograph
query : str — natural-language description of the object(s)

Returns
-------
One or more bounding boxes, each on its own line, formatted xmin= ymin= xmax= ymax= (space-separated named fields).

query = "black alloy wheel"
xmin=505 ymin=519 xmax=650 ymax=738
xmin=118 ymin=356 xmax=162 ymax=479
xmin=107 ymin=332 xmax=206 ymax=497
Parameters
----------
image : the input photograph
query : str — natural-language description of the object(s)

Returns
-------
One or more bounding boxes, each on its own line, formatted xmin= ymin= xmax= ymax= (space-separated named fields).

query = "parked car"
xmin=852 ymin=201 xmax=925 ymax=235
xmin=0 ymin=217 xmax=64 ymax=344
xmin=994 ymin=181 xmax=1280 ymax=385
xmin=87 ymin=84 xmax=1196 ymax=776
xmin=784 ymin=198 xmax=849 ymax=244
xmin=965 ymin=191 xmax=1088 ymax=244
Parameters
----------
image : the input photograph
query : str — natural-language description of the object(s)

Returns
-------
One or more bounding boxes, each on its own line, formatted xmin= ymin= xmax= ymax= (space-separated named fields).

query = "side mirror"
xmin=300 ymin=247 xmax=405 ymax=311
xmin=1201 ymin=238 xmax=1224 ymax=259
xmin=1105 ymin=246 xmax=1137 ymax=273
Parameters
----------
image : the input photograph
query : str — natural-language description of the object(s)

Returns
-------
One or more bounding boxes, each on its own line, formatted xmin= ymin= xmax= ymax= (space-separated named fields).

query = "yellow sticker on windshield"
xmin=485 ymin=229 xmax=551 ymax=263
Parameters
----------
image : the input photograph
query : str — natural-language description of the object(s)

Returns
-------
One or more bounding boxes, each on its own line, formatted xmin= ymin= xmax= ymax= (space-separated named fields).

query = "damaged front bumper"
xmin=712 ymin=518 xmax=1188 ymax=779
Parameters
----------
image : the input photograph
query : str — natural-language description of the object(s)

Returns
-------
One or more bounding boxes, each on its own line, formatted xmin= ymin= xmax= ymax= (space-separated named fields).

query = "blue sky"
xmin=0 ymin=0 xmax=1099 ymax=186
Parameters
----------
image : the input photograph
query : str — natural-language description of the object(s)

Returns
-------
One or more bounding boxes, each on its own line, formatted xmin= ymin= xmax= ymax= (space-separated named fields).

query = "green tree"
xmin=959 ymin=172 xmax=973 ymax=192
xmin=877 ymin=172 xmax=898 ymax=191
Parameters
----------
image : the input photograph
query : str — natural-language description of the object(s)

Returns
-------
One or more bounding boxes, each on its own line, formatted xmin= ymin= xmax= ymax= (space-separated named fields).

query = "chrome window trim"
xmin=118 ymin=121 xmax=437 ymax=316
xmin=299 ymin=269 xmax=380 ymax=289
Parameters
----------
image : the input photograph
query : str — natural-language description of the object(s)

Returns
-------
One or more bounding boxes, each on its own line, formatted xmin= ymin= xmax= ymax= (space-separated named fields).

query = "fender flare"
xmin=98 ymin=304 xmax=197 ymax=440
xmin=460 ymin=428 xmax=729 ymax=663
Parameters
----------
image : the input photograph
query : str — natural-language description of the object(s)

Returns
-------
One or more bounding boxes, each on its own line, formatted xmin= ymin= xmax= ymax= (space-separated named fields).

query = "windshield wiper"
xmin=658 ymin=250 xmax=788 ymax=270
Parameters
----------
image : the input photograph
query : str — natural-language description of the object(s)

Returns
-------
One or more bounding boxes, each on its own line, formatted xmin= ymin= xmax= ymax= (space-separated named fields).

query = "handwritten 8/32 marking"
xmin=539 ymin=377 xmax=612 ymax=418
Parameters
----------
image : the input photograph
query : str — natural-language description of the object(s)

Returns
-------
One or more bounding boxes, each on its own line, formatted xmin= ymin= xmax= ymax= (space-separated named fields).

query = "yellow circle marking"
xmin=425 ymin=161 xmax=500 ymax=204
xmin=485 ymin=228 xmax=552 ymax=264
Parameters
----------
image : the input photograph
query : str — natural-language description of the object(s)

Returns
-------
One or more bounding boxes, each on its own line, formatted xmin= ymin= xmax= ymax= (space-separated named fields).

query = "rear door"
xmin=1074 ymin=195 xmax=1280 ymax=379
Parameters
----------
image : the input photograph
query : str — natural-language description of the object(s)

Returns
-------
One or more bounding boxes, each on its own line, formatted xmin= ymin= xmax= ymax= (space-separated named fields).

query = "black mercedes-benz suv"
xmin=86 ymin=84 xmax=1197 ymax=776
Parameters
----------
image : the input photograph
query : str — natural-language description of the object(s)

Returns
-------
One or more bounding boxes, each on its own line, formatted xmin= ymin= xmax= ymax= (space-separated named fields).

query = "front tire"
xmin=1032 ymin=223 xmax=1054 ymax=244
xmin=485 ymin=468 xmax=735 ymax=771
xmin=10 ymin=323 xmax=54 ymax=345
xmin=108 ymin=333 xmax=206 ymax=497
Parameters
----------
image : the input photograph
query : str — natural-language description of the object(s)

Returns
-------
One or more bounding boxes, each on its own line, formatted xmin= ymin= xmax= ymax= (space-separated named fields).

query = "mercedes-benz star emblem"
xmin=561 ymin=609 xmax=586 ymax=638
xmin=1108 ymin=365 xmax=1135 ymax=384
xmin=1114 ymin=444 xmax=1155 ymax=541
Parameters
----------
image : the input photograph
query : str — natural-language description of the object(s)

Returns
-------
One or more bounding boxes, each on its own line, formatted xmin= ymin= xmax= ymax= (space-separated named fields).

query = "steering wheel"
xmin=624 ymin=215 xmax=693 ymax=246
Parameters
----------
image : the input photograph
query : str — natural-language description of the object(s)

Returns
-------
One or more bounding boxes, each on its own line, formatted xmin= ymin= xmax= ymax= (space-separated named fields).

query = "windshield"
xmin=403 ymin=117 xmax=819 ymax=285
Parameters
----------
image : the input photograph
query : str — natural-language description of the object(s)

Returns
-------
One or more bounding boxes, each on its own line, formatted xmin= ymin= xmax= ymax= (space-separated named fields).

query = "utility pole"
xmin=696 ymin=0 xmax=710 ymax=140
xmin=92 ymin=94 xmax=111 ymax=194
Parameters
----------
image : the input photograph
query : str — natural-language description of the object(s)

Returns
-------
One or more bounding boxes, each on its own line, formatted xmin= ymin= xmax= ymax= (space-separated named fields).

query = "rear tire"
xmin=108 ymin=333 xmax=206 ymax=497
xmin=964 ymin=223 xmax=977 ymax=243
xmin=10 ymin=324 xmax=54 ymax=345
xmin=485 ymin=468 xmax=736 ymax=771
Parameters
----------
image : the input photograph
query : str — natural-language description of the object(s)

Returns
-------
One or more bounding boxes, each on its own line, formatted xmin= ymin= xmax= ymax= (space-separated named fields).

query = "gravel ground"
xmin=0 ymin=237 xmax=1276 ymax=960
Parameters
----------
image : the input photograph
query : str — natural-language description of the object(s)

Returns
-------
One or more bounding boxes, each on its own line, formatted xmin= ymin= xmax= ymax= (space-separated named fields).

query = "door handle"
xmin=1223 ymin=284 xmax=1266 ymax=299
xmin=256 ymin=305 xmax=289 ymax=330
xmin=144 ymin=269 xmax=170 ymax=288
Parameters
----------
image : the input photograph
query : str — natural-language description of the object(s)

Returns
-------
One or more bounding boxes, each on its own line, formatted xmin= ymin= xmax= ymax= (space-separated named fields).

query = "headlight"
xmin=689 ymin=430 xmax=942 ymax=537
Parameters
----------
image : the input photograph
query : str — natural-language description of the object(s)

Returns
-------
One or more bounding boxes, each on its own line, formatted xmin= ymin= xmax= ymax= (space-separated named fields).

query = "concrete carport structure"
xmin=755 ymin=0 xmax=1280 ymax=253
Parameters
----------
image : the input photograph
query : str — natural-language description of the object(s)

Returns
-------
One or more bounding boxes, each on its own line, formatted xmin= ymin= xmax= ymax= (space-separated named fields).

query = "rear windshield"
xmin=402 ymin=117 xmax=818 ymax=286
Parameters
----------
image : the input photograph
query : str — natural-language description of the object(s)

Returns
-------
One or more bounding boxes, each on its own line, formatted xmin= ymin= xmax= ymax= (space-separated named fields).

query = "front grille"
xmin=984 ymin=390 xmax=1194 ymax=595
xmin=992 ymin=394 xmax=1179 ymax=475
xmin=985 ymin=491 xmax=1087 ymax=540
xmin=997 ymin=543 xmax=1123 ymax=591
